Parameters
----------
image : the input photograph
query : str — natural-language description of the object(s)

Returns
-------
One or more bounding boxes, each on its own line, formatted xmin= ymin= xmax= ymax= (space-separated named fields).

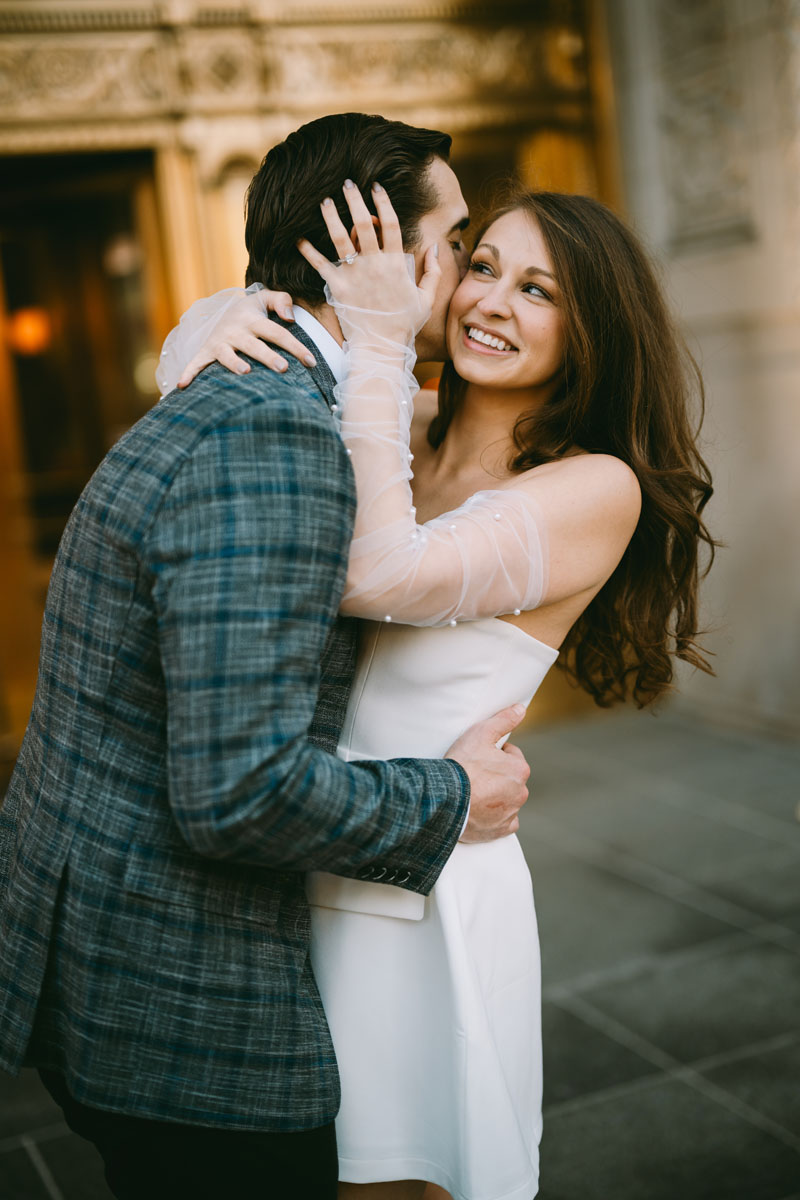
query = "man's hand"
xmin=445 ymin=704 xmax=531 ymax=843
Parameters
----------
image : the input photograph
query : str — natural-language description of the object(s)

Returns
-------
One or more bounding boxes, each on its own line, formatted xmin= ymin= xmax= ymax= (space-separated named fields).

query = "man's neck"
xmin=298 ymin=302 xmax=344 ymax=347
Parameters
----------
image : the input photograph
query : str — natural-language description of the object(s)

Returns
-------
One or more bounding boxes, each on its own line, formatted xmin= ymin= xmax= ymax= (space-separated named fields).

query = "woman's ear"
xmin=350 ymin=214 xmax=382 ymax=251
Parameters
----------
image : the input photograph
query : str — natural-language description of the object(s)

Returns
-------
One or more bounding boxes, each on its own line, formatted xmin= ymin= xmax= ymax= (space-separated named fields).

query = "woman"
xmin=160 ymin=184 xmax=714 ymax=1200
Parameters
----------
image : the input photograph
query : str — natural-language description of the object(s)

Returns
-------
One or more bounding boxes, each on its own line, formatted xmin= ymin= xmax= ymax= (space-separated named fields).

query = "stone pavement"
xmin=0 ymin=706 xmax=798 ymax=1198
xmin=516 ymin=707 xmax=800 ymax=1200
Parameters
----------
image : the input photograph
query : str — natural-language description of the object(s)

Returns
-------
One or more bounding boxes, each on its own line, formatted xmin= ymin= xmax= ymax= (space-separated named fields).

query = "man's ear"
xmin=350 ymin=215 xmax=382 ymax=251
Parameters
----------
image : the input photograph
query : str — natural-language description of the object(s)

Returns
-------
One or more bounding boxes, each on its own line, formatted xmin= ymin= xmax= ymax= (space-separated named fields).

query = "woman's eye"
xmin=449 ymin=239 xmax=464 ymax=254
xmin=468 ymin=259 xmax=492 ymax=275
xmin=523 ymin=283 xmax=551 ymax=300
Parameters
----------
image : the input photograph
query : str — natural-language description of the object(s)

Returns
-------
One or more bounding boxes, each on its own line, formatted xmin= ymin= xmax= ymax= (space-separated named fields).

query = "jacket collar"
xmin=272 ymin=316 xmax=339 ymax=411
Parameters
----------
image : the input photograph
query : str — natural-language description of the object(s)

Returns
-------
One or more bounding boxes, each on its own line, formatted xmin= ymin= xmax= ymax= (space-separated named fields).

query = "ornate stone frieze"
xmin=0 ymin=1 xmax=582 ymax=34
xmin=267 ymin=22 xmax=586 ymax=110
xmin=0 ymin=0 xmax=592 ymax=155
xmin=174 ymin=27 xmax=265 ymax=109
xmin=0 ymin=35 xmax=170 ymax=120
xmin=0 ymin=5 xmax=159 ymax=35
xmin=655 ymin=0 xmax=756 ymax=251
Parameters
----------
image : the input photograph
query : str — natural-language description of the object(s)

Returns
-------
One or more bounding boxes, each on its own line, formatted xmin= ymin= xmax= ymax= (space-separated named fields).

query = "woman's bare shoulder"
xmin=508 ymin=454 xmax=641 ymax=604
xmin=507 ymin=453 xmax=642 ymax=561
xmin=518 ymin=452 xmax=640 ymax=511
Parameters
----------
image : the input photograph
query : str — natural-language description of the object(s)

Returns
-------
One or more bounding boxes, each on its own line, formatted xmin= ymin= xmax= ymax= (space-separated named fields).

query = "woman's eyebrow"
xmin=475 ymin=242 xmax=555 ymax=281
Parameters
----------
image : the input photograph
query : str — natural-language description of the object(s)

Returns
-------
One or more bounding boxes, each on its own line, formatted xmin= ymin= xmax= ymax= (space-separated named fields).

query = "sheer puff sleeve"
xmin=330 ymin=289 xmax=549 ymax=628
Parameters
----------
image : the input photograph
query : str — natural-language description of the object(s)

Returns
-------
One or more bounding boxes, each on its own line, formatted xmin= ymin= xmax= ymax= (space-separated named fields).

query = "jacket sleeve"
xmin=143 ymin=371 xmax=469 ymax=893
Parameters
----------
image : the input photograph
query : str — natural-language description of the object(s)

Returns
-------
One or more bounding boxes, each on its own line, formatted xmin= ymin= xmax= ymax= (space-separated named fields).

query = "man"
xmin=0 ymin=113 xmax=529 ymax=1198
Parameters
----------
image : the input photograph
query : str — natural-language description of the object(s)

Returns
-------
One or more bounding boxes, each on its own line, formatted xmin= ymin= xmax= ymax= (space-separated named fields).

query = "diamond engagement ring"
xmin=334 ymin=252 xmax=359 ymax=266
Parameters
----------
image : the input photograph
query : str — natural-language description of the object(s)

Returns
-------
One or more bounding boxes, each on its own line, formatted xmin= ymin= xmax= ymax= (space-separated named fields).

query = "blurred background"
xmin=1 ymin=4 xmax=799 ymax=1198
xmin=0 ymin=0 xmax=798 ymax=753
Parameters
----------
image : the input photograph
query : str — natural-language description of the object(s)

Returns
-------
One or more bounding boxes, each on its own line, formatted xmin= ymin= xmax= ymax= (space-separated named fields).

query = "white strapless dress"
xmin=308 ymin=616 xmax=558 ymax=1200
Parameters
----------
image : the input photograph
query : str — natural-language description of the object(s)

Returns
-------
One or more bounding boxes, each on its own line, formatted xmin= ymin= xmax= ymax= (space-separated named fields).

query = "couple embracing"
xmin=0 ymin=112 xmax=713 ymax=1199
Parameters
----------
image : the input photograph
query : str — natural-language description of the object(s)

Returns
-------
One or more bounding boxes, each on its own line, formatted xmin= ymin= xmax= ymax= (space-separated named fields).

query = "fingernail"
xmin=344 ymin=179 xmax=355 ymax=190
xmin=303 ymin=353 xmax=316 ymax=367
xmin=275 ymin=358 xmax=288 ymax=371
xmin=512 ymin=704 xmax=526 ymax=718
xmin=281 ymin=308 xmax=293 ymax=320
xmin=433 ymin=243 xmax=439 ymax=258
xmin=372 ymin=181 xmax=385 ymax=193
xmin=322 ymin=197 xmax=333 ymax=207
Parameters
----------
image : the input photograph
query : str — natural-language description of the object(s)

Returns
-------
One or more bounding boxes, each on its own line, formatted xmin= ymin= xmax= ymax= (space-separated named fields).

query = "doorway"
xmin=0 ymin=149 xmax=172 ymax=752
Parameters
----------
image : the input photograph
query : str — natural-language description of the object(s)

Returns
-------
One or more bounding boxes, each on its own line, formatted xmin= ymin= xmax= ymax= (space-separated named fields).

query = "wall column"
xmin=154 ymin=144 xmax=213 ymax=320
xmin=606 ymin=0 xmax=800 ymax=736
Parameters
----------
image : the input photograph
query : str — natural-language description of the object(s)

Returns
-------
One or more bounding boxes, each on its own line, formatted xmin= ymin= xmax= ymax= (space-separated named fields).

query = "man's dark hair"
xmin=244 ymin=112 xmax=452 ymax=304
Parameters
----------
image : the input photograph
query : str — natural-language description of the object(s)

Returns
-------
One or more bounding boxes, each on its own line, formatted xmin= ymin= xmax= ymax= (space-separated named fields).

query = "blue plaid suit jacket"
xmin=0 ymin=335 xmax=469 ymax=1130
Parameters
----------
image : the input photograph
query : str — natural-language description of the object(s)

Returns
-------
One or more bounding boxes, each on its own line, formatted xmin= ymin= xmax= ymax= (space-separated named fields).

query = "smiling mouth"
xmin=464 ymin=325 xmax=517 ymax=354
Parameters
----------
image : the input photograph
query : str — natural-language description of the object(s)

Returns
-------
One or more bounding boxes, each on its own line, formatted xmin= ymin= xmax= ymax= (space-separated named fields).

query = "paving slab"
xmin=537 ymin=1076 xmax=800 ymax=1200
xmin=37 ymin=1129 xmax=113 ymax=1199
xmin=542 ymin=1002 xmax=658 ymax=1107
xmin=0 ymin=1067 xmax=61 ymax=1140
xmin=521 ymin=710 xmax=800 ymax=826
xmin=693 ymin=843 xmax=800 ymax=921
xmin=579 ymin=939 xmax=800 ymax=1064
xmin=0 ymin=1145 xmax=52 ymax=1199
xmin=697 ymin=1037 xmax=800 ymax=1138
xmin=521 ymin=837 xmax=736 ymax=989
xmin=525 ymin=781 xmax=788 ymax=889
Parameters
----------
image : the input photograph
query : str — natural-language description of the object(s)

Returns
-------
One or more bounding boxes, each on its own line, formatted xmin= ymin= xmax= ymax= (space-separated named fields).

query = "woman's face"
xmin=446 ymin=208 xmax=566 ymax=395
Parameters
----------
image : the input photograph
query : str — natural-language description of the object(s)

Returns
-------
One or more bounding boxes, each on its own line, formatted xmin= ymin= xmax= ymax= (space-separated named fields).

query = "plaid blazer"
xmin=0 ymin=334 xmax=469 ymax=1131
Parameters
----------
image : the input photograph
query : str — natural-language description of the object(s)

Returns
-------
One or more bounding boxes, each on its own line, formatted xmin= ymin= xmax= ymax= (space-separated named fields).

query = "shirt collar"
xmin=291 ymin=306 xmax=346 ymax=384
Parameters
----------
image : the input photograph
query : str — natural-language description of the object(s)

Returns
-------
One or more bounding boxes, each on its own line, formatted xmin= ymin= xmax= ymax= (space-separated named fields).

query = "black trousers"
xmin=39 ymin=1069 xmax=339 ymax=1199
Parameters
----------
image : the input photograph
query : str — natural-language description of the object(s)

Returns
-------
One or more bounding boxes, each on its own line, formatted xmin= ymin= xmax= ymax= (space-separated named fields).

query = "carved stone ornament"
xmin=655 ymin=0 xmax=757 ymax=251
xmin=0 ymin=0 xmax=591 ymax=159
xmin=0 ymin=35 xmax=169 ymax=120
xmin=770 ymin=0 xmax=800 ymax=241
xmin=268 ymin=24 xmax=573 ymax=109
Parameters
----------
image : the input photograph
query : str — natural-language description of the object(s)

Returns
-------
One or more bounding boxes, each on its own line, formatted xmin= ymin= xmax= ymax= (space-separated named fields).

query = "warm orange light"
xmin=6 ymin=307 xmax=53 ymax=356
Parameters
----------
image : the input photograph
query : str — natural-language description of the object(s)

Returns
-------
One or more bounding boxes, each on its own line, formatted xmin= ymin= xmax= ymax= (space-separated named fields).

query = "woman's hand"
xmin=176 ymin=286 xmax=316 ymax=388
xmin=297 ymin=181 xmax=441 ymax=346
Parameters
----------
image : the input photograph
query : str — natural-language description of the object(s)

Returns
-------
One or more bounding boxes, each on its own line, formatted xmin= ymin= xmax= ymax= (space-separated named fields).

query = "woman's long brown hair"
xmin=429 ymin=190 xmax=717 ymax=708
